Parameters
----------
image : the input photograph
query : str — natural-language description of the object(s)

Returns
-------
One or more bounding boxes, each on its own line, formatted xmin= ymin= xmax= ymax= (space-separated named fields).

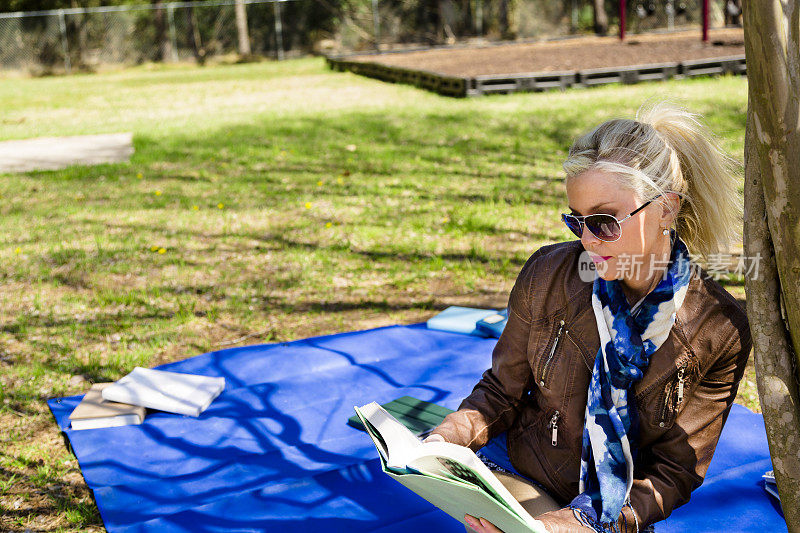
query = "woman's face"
xmin=565 ymin=169 xmax=672 ymax=284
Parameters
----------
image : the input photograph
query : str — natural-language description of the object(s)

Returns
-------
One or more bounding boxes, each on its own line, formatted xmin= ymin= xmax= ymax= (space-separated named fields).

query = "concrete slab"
xmin=0 ymin=132 xmax=134 ymax=173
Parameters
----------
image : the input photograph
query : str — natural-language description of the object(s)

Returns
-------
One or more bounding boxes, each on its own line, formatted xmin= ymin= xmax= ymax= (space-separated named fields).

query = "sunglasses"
xmin=561 ymin=194 xmax=663 ymax=242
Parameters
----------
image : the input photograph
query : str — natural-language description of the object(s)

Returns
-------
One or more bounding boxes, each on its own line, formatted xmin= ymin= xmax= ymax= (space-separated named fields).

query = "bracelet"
xmin=569 ymin=502 xmax=640 ymax=533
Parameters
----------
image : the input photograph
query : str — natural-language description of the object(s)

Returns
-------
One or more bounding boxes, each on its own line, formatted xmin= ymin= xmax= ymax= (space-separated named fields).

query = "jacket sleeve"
xmin=620 ymin=319 xmax=753 ymax=531
xmin=428 ymin=251 xmax=540 ymax=451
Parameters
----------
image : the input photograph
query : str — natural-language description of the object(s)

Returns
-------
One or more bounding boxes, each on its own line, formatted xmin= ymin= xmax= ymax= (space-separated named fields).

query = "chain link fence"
xmin=0 ymin=0 xmax=738 ymax=75
xmin=369 ymin=0 xmax=736 ymax=47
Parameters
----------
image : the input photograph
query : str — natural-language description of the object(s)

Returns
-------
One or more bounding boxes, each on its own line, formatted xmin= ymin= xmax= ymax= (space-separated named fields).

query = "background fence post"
xmin=273 ymin=0 xmax=284 ymax=60
xmin=57 ymin=9 xmax=71 ymax=73
xmin=702 ymin=0 xmax=709 ymax=41
xmin=167 ymin=3 xmax=179 ymax=62
xmin=571 ymin=0 xmax=577 ymax=32
xmin=371 ymin=0 xmax=380 ymax=51
xmin=666 ymin=0 xmax=674 ymax=31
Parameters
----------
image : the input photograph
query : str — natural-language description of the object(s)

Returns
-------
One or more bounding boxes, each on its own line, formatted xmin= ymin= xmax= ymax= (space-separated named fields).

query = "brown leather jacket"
xmin=430 ymin=240 xmax=752 ymax=531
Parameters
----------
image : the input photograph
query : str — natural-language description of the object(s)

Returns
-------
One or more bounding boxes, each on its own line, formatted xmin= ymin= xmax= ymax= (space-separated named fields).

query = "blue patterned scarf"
xmin=570 ymin=230 xmax=693 ymax=531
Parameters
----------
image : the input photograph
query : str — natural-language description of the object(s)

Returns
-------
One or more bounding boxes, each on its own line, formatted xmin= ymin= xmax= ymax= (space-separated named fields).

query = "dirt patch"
xmin=348 ymin=28 xmax=745 ymax=77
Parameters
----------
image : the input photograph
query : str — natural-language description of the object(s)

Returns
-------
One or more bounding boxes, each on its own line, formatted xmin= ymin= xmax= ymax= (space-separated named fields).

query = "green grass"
xmin=0 ymin=57 xmax=755 ymax=531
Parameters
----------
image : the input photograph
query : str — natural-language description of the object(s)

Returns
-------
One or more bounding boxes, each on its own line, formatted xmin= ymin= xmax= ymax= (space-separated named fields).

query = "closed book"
xmin=102 ymin=367 xmax=225 ymax=417
xmin=69 ymin=383 xmax=146 ymax=430
xmin=426 ymin=306 xmax=499 ymax=336
xmin=347 ymin=396 xmax=454 ymax=438
xmin=763 ymin=470 xmax=781 ymax=502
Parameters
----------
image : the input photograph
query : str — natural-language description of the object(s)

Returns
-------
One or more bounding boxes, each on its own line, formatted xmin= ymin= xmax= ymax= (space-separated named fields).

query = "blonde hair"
xmin=562 ymin=99 xmax=742 ymax=265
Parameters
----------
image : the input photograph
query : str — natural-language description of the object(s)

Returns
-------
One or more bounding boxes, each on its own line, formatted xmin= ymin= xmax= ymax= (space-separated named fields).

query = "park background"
xmin=1 ymin=0 xmax=741 ymax=75
xmin=0 ymin=1 xmax=756 ymax=531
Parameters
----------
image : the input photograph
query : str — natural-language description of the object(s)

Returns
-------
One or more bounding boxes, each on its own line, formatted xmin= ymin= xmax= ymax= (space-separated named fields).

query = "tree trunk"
xmin=499 ymin=0 xmax=519 ymax=40
xmin=234 ymin=0 xmax=251 ymax=57
xmin=438 ymin=0 xmax=457 ymax=44
xmin=725 ymin=0 xmax=742 ymax=26
xmin=593 ymin=0 xmax=608 ymax=35
xmin=153 ymin=1 xmax=173 ymax=62
xmin=742 ymin=1 xmax=800 ymax=530
xmin=185 ymin=6 xmax=205 ymax=65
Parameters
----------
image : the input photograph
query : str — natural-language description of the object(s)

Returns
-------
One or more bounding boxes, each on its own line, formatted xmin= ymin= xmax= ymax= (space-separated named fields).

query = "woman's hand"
xmin=422 ymin=433 xmax=446 ymax=443
xmin=463 ymin=508 xmax=599 ymax=533
xmin=464 ymin=514 xmax=503 ymax=533
xmin=535 ymin=507 xmax=597 ymax=533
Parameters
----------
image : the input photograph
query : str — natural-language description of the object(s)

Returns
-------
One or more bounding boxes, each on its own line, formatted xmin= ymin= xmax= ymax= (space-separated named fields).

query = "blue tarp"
xmin=47 ymin=322 xmax=786 ymax=532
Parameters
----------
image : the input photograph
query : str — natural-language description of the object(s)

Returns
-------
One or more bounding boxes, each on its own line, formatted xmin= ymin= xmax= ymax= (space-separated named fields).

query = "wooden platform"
xmin=326 ymin=54 xmax=746 ymax=98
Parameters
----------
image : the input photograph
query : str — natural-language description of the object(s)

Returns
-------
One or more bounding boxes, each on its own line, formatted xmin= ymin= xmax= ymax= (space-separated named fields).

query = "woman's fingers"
xmin=464 ymin=514 xmax=482 ymax=531
xmin=478 ymin=517 xmax=503 ymax=532
xmin=464 ymin=514 xmax=503 ymax=533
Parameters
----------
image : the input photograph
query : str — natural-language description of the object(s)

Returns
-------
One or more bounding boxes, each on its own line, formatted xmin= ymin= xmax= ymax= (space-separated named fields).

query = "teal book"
xmin=426 ymin=306 xmax=499 ymax=336
xmin=476 ymin=308 xmax=508 ymax=338
xmin=348 ymin=396 xmax=454 ymax=438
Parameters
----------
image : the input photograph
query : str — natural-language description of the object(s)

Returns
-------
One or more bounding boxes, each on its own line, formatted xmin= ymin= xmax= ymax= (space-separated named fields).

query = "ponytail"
xmin=562 ymin=99 xmax=743 ymax=264
xmin=636 ymin=100 xmax=742 ymax=263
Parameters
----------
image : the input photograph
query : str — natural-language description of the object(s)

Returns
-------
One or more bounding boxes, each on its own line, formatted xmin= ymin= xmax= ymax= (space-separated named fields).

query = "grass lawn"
xmin=0 ymin=57 xmax=758 ymax=531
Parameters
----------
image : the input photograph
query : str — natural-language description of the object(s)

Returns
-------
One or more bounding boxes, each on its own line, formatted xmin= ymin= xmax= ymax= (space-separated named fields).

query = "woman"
xmin=425 ymin=101 xmax=752 ymax=533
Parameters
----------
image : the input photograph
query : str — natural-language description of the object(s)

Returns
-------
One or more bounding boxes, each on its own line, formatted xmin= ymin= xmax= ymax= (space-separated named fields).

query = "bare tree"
xmin=185 ymin=5 xmax=205 ymax=65
xmin=153 ymin=1 xmax=174 ymax=62
xmin=234 ymin=0 xmax=252 ymax=57
xmin=593 ymin=0 xmax=608 ymax=35
xmin=499 ymin=0 xmax=519 ymax=40
xmin=742 ymin=1 xmax=800 ymax=530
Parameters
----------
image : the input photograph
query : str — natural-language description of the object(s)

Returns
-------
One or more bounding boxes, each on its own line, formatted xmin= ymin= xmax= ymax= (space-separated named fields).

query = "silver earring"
xmin=662 ymin=228 xmax=670 ymax=236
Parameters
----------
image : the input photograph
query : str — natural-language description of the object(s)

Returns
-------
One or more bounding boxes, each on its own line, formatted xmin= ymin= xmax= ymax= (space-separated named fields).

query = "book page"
xmin=353 ymin=406 xmax=390 ymax=464
xmin=355 ymin=402 xmax=422 ymax=465
xmin=405 ymin=443 xmax=524 ymax=518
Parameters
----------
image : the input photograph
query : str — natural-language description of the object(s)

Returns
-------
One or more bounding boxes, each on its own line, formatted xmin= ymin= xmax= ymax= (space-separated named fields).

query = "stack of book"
xmin=68 ymin=367 xmax=226 ymax=430
xmin=69 ymin=383 xmax=146 ymax=430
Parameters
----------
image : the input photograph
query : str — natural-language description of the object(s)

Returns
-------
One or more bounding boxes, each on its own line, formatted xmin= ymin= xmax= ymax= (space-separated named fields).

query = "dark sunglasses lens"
xmin=561 ymin=214 xmax=583 ymax=238
xmin=585 ymin=215 xmax=621 ymax=241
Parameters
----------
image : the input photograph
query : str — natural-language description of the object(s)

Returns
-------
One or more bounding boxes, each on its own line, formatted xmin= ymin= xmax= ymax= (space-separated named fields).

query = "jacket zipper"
xmin=540 ymin=320 xmax=566 ymax=387
xmin=660 ymin=363 xmax=687 ymax=427
xmin=676 ymin=366 xmax=685 ymax=405
xmin=548 ymin=411 xmax=560 ymax=446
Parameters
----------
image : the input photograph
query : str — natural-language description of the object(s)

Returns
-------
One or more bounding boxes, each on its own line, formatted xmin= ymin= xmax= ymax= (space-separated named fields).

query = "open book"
xmin=354 ymin=402 xmax=548 ymax=533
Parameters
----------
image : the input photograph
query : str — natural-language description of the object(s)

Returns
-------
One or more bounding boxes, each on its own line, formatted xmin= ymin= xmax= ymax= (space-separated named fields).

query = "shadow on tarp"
xmin=47 ymin=322 xmax=786 ymax=532
xmin=48 ymin=323 xmax=492 ymax=532
xmin=109 ymin=459 xmax=464 ymax=532
xmin=655 ymin=404 xmax=786 ymax=533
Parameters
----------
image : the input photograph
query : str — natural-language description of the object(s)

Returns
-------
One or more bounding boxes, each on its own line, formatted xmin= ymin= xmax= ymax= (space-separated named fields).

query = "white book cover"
xmin=71 ymin=414 xmax=144 ymax=431
xmin=101 ymin=367 xmax=225 ymax=417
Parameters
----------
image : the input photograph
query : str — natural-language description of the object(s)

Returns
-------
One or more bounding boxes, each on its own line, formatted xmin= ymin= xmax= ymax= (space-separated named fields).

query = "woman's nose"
xmin=581 ymin=224 xmax=601 ymax=247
